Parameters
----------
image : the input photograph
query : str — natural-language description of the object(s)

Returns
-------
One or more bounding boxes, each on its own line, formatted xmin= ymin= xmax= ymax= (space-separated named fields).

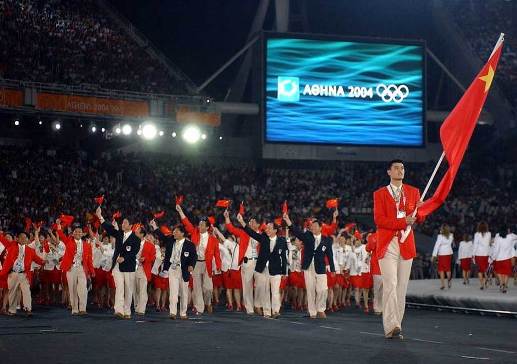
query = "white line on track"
xmin=477 ymin=347 xmax=516 ymax=354
xmin=288 ymin=321 xmax=305 ymax=325
xmin=359 ymin=331 xmax=384 ymax=337
xmin=410 ymin=338 xmax=443 ymax=344
xmin=319 ymin=326 xmax=341 ymax=330
xmin=459 ymin=355 xmax=490 ymax=360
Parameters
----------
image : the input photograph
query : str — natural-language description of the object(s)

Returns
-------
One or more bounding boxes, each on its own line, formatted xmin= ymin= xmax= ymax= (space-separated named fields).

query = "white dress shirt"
xmin=223 ymin=239 xmax=240 ymax=270
xmin=198 ymin=232 xmax=209 ymax=260
xmin=170 ymin=239 xmax=185 ymax=269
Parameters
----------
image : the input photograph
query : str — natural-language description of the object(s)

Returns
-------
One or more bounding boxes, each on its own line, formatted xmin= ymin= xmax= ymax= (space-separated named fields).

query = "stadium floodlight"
xmin=159 ymin=130 xmax=164 ymax=137
xmin=201 ymin=133 xmax=207 ymax=140
xmin=219 ymin=136 xmax=223 ymax=140
xmin=38 ymin=120 xmax=43 ymax=125
xmin=122 ymin=124 xmax=132 ymax=135
xmin=91 ymin=126 xmax=97 ymax=133
xmin=14 ymin=120 xmax=20 ymax=126
xmin=172 ymin=132 xmax=177 ymax=138
xmin=54 ymin=122 xmax=61 ymax=130
xmin=101 ymin=127 xmax=106 ymax=133
xmin=115 ymin=127 xmax=121 ymax=134
xmin=137 ymin=128 xmax=142 ymax=136
xmin=182 ymin=125 xmax=201 ymax=144
xmin=142 ymin=123 xmax=157 ymax=140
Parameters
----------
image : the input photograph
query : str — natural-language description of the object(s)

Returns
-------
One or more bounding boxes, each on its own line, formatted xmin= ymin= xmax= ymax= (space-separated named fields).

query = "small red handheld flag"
xmin=59 ymin=214 xmax=74 ymax=228
xmin=175 ymin=195 xmax=184 ymax=205
xmin=344 ymin=223 xmax=356 ymax=233
xmin=326 ymin=198 xmax=338 ymax=209
xmin=216 ymin=199 xmax=231 ymax=208
xmin=354 ymin=230 xmax=362 ymax=240
xmin=112 ymin=211 xmax=122 ymax=220
xmin=153 ymin=211 xmax=165 ymax=219
xmin=274 ymin=217 xmax=283 ymax=227
xmin=132 ymin=223 xmax=143 ymax=233
xmin=94 ymin=195 xmax=104 ymax=206
xmin=239 ymin=201 xmax=245 ymax=215
xmin=160 ymin=225 xmax=173 ymax=236
xmin=282 ymin=200 xmax=288 ymax=214
xmin=33 ymin=221 xmax=43 ymax=229
xmin=208 ymin=216 xmax=216 ymax=225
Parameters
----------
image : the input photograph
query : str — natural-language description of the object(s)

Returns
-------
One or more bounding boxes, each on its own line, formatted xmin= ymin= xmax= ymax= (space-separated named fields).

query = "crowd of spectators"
xmin=0 ymin=0 xmax=187 ymax=94
xmin=1 ymin=146 xmax=516 ymax=249
xmin=449 ymin=0 xmax=517 ymax=105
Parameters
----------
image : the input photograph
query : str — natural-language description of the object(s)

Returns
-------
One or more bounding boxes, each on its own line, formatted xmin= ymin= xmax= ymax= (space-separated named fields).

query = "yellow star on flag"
xmin=479 ymin=65 xmax=495 ymax=93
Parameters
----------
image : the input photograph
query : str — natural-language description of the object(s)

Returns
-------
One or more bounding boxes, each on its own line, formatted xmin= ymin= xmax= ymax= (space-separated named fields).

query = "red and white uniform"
xmin=491 ymin=233 xmax=517 ymax=276
xmin=57 ymin=229 xmax=94 ymax=314
xmin=133 ymin=240 xmax=156 ymax=314
xmin=473 ymin=232 xmax=491 ymax=273
xmin=223 ymin=239 xmax=242 ymax=290
xmin=457 ymin=240 xmax=473 ymax=272
xmin=182 ymin=217 xmax=221 ymax=313
xmin=288 ymin=242 xmax=304 ymax=289
xmin=432 ymin=233 xmax=454 ymax=273
xmin=41 ymin=239 xmax=65 ymax=285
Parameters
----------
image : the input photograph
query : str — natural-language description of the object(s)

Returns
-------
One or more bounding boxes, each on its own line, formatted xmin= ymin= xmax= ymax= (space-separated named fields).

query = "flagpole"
xmin=400 ymin=33 xmax=504 ymax=243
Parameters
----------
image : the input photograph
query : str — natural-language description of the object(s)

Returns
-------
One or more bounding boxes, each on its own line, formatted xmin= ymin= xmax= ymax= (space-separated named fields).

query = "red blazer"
xmin=182 ymin=217 xmax=222 ymax=277
xmin=0 ymin=243 xmax=45 ymax=283
xmin=373 ymin=184 xmax=424 ymax=260
xmin=140 ymin=240 xmax=156 ymax=282
xmin=365 ymin=232 xmax=381 ymax=275
xmin=57 ymin=230 xmax=95 ymax=277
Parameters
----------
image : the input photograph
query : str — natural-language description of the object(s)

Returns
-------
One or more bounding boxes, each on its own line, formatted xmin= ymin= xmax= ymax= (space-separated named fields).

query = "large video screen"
xmin=264 ymin=33 xmax=425 ymax=147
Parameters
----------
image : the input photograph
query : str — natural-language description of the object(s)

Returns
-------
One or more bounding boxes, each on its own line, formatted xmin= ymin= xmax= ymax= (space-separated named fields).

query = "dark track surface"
xmin=1 ymin=305 xmax=516 ymax=363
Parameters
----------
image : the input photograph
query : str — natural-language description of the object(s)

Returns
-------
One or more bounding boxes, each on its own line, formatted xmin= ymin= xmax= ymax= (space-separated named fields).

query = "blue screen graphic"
xmin=265 ymin=36 xmax=425 ymax=146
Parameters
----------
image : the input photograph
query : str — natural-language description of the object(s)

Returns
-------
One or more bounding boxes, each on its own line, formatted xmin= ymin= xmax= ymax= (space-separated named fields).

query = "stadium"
xmin=0 ymin=1 xmax=516 ymax=363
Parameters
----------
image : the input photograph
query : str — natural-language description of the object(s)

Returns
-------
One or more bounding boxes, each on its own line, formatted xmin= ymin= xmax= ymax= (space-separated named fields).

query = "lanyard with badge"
xmin=389 ymin=185 xmax=406 ymax=219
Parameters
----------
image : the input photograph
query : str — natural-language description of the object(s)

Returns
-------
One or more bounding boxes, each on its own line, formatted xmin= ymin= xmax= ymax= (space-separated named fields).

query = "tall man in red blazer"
xmin=56 ymin=220 xmax=95 ymax=315
xmin=176 ymin=204 xmax=221 ymax=314
xmin=373 ymin=159 xmax=423 ymax=339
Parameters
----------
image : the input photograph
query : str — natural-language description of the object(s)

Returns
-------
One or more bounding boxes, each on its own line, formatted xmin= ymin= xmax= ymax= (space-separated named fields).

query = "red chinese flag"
xmin=326 ymin=198 xmax=338 ymax=209
xmin=112 ymin=211 xmax=122 ymax=220
xmin=153 ymin=211 xmax=165 ymax=219
xmin=24 ymin=217 xmax=32 ymax=232
xmin=175 ymin=195 xmax=184 ymax=205
xmin=258 ymin=222 xmax=267 ymax=232
xmin=94 ymin=195 xmax=104 ymax=206
xmin=344 ymin=223 xmax=356 ymax=233
xmin=59 ymin=214 xmax=74 ymax=228
xmin=274 ymin=217 xmax=283 ymax=227
xmin=419 ymin=39 xmax=503 ymax=217
xmin=160 ymin=225 xmax=173 ymax=237
xmin=216 ymin=199 xmax=230 ymax=208
xmin=282 ymin=200 xmax=288 ymax=214
xmin=239 ymin=202 xmax=245 ymax=215
xmin=208 ymin=216 xmax=216 ymax=225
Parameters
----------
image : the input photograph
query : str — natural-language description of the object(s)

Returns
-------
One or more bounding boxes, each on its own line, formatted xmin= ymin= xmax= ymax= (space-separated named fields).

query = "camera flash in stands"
xmin=38 ymin=120 xmax=43 ymax=125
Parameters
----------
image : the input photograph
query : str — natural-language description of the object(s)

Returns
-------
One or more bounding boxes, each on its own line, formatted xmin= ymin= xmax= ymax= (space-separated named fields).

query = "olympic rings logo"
xmin=376 ymin=84 xmax=409 ymax=103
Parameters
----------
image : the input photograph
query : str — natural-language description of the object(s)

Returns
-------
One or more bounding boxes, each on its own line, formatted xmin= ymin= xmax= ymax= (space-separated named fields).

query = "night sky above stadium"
xmin=108 ymin=0 xmax=438 ymax=100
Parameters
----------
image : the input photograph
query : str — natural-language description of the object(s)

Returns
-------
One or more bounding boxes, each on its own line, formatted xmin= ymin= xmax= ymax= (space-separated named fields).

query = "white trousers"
xmin=241 ymin=259 xmax=256 ymax=313
xmin=66 ymin=266 xmax=87 ymax=313
xmin=8 ymin=273 xmax=31 ymax=313
xmin=373 ymin=274 xmax=383 ymax=314
xmin=113 ymin=268 xmax=135 ymax=316
xmin=378 ymin=238 xmax=413 ymax=335
xmin=133 ymin=266 xmax=148 ymax=314
xmin=169 ymin=268 xmax=189 ymax=317
xmin=192 ymin=262 xmax=213 ymax=313
xmin=304 ymin=265 xmax=328 ymax=317
xmin=254 ymin=271 xmax=265 ymax=309
xmin=259 ymin=270 xmax=281 ymax=316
